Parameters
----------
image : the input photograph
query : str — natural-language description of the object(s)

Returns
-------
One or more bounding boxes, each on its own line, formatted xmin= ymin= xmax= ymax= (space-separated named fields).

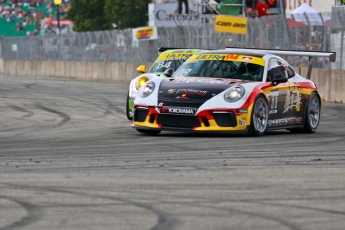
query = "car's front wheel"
xmin=249 ymin=95 xmax=268 ymax=136
xmin=126 ymin=91 xmax=133 ymax=121
xmin=136 ymin=129 xmax=161 ymax=135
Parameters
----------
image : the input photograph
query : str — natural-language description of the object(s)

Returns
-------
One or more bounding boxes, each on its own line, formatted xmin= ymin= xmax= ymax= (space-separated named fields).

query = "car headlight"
xmin=224 ymin=85 xmax=245 ymax=103
xmin=139 ymin=81 xmax=155 ymax=98
xmin=135 ymin=76 xmax=149 ymax=89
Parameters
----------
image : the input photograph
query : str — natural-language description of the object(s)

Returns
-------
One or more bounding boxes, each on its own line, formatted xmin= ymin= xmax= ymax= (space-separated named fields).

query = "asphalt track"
xmin=1 ymin=75 xmax=345 ymax=230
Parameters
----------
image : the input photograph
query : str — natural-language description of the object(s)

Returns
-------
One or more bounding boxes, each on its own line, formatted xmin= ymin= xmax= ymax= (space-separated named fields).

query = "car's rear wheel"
xmin=136 ymin=129 xmax=161 ymax=135
xmin=303 ymin=92 xmax=321 ymax=133
xmin=126 ymin=91 xmax=133 ymax=121
xmin=249 ymin=95 xmax=268 ymax=136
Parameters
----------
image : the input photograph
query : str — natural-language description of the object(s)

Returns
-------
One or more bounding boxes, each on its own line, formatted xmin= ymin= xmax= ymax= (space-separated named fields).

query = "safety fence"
xmin=0 ymin=9 xmax=344 ymax=70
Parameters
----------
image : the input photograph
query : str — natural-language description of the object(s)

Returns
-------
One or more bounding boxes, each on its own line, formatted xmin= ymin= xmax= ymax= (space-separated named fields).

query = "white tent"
xmin=289 ymin=3 xmax=331 ymax=26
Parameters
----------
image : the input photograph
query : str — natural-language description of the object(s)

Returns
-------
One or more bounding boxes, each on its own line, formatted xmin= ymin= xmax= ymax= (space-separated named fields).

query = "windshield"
xmin=172 ymin=54 xmax=265 ymax=81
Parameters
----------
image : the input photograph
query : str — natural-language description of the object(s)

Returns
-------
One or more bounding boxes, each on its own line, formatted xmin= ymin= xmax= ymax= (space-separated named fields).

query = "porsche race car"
xmin=132 ymin=48 xmax=336 ymax=136
xmin=126 ymin=48 xmax=203 ymax=120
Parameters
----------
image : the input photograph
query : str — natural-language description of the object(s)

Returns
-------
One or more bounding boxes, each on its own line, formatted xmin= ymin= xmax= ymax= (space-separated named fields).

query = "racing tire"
xmin=303 ymin=92 xmax=321 ymax=133
xmin=136 ymin=129 xmax=161 ymax=135
xmin=249 ymin=95 xmax=268 ymax=136
xmin=126 ymin=91 xmax=132 ymax=121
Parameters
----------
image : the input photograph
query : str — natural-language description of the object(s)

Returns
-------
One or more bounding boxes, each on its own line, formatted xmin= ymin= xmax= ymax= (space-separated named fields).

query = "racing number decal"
xmin=269 ymin=90 xmax=279 ymax=115
xmin=156 ymin=61 xmax=172 ymax=70
xmin=271 ymin=91 xmax=279 ymax=110
xmin=225 ymin=54 xmax=240 ymax=60
xmin=174 ymin=69 xmax=192 ymax=76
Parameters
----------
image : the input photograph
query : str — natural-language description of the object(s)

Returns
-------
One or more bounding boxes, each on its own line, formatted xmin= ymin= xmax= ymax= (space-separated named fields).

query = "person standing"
xmin=178 ymin=0 xmax=189 ymax=14
xmin=255 ymin=0 xmax=270 ymax=18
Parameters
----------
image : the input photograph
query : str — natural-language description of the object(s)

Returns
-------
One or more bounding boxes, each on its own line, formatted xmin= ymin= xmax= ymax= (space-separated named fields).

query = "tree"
xmin=104 ymin=0 xmax=151 ymax=30
xmin=67 ymin=0 xmax=151 ymax=31
xmin=67 ymin=0 xmax=112 ymax=32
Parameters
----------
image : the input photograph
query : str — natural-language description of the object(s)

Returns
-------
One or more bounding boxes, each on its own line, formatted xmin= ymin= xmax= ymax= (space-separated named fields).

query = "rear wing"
xmin=158 ymin=47 xmax=185 ymax=53
xmin=225 ymin=47 xmax=336 ymax=80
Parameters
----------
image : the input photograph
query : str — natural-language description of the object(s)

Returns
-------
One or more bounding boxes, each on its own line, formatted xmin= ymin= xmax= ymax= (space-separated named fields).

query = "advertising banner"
xmin=148 ymin=3 xmax=203 ymax=27
xmin=132 ymin=26 xmax=158 ymax=47
xmin=214 ymin=15 xmax=248 ymax=34
xmin=132 ymin=26 xmax=158 ymax=41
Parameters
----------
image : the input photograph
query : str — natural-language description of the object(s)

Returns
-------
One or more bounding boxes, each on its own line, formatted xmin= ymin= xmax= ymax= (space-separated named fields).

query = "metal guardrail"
xmin=0 ymin=10 xmax=344 ymax=70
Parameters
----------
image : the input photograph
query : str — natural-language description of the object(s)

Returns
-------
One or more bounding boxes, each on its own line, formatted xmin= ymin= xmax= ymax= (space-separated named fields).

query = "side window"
xmin=286 ymin=65 xmax=295 ymax=78
xmin=280 ymin=60 xmax=296 ymax=78
xmin=267 ymin=58 xmax=295 ymax=80
xmin=267 ymin=58 xmax=281 ymax=82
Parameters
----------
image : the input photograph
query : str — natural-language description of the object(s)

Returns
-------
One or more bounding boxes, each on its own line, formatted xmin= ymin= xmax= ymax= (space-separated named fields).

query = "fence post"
xmin=337 ymin=10 xmax=344 ymax=70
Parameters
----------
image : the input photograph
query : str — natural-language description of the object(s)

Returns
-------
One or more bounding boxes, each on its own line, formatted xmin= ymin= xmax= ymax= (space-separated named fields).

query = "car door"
xmin=266 ymin=58 xmax=291 ymax=127
xmin=284 ymin=65 xmax=304 ymax=126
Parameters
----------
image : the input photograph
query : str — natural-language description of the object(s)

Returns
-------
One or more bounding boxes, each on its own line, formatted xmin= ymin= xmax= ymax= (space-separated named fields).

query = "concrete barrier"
xmin=75 ymin=62 xmax=86 ymax=80
xmin=330 ymin=70 xmax=345 ymax=103
xmin=92 ymin=62 xmax=106 ymax=80
xmin=310 ymin=68 xmax=331 ymax=102
xmin=55 ymin=61 xmax=65 ymax=78
xmin=3 ymin=60 xmax=345 ymax=104
xmin=16 ymin=61 xmax=25 ymax=76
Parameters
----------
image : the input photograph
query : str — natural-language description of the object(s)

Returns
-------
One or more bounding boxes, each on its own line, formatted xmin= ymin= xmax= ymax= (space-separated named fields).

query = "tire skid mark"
xmin=2 ymin=183 xmax=179 ymax=230
xmin=68 ymin=97 xmax=125 ymax=118
xmin=7 ymin=104 xmax=34 ymax=118
xmin=25 ymin=83 xmax=37 ymax=90
xmin=0 ymin=195 xmax=43 ymax=230
xmin=35 ymin=104 xmax=71 ymax=127
xmin=126 ymin=188 xmax=345 ymax=222
xmin=67 ymin=97 xmax=114 ymax=119
xmin=102 ymin=98 xmax=125 ymax=116
xmin=194 ymin=203 xmax=299 ymax=230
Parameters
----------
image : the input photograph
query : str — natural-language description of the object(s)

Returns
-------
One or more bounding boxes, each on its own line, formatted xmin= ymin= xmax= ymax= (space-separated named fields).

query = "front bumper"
xmin=132 ymin=105 xmax=253 ymax=132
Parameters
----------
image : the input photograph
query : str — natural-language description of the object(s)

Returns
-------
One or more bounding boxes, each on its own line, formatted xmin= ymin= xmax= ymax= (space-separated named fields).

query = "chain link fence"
xmin=1 ymin=10 xmax=344 ymax=70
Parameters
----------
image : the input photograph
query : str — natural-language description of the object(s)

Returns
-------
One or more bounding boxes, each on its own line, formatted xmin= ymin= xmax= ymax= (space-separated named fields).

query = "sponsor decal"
xmin=269 ymin=110 xmax=278 ymax=114
xmin=158 ymin=102 xmax=163 ymax=106
xmin=287 ymin=117 xmax=302 ymax=125
xmin=165 ymin=53 xmax=193 ymax=60
xmin=284 ymin=81 xmax=302 ymax=113
xmin=187 ymin=54 xmax=265 ymax=66
xmin=176 ymin=94 xmax=189 ymax=100
xmin=239 ymin=120 xmax=246 ymax=126
xmin=175 ymin=89 xmax=208 ymax=96
xmin=159 ymin=90 xmax=163 ymax=93
xmin=268 ymin=119 xmax=288 ymax=126
xmin=196 ymin=54 xmax=225 ymax=61
xmin=161 ymin=107 xmax=196 ymax=115
xmin=168 ymin=89 xmax=176 ymax=94
xmin=241 ymin=56 xmax=253 ymax=62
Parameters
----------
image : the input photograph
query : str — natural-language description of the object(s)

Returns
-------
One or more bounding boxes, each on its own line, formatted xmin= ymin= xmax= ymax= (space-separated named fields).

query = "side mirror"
xmin=272 ymin=74 xmax=288 ymax=86
xmin=163 ymin=68 xmax=174 ymax=77
xmin=137 ymin=65 xmax=146 ymax=74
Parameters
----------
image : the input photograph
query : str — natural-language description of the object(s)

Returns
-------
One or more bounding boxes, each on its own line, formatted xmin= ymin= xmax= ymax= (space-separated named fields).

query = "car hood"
xmin=158 ymin=77 xmax=247 ymax=107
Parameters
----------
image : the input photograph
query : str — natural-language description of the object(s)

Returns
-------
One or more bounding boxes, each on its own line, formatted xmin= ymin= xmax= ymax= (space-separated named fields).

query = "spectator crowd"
xmin=0 ymin=0 xmax=70 ymax=36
